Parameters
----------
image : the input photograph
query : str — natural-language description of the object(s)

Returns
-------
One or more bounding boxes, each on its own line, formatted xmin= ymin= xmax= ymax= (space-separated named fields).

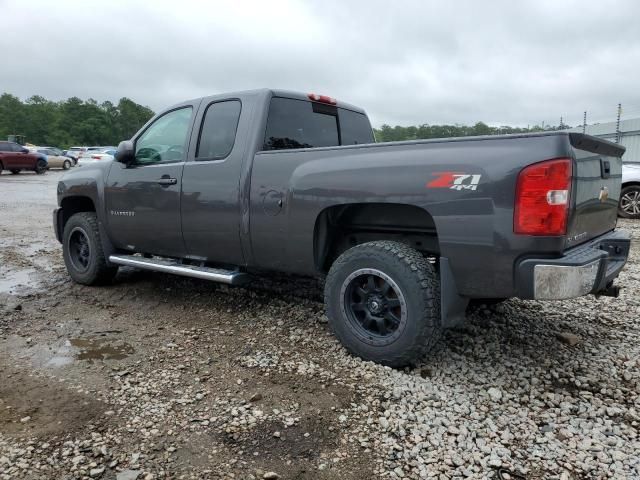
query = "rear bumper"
xmin=515 ymin=229 xmax=630 ymax=300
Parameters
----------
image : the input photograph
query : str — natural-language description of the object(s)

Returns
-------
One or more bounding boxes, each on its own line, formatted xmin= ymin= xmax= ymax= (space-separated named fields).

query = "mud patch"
xmin=220 ymin=416 xmax=338 ymax=461
xmin=0 ymin=359 xmax=105 ymax=438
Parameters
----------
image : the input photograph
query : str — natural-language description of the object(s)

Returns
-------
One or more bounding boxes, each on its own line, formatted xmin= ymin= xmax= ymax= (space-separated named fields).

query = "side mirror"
xmin=115 ymin=140 xmax=135 ymax=165
xmin=21 ymin=148 xmax=29 ymax=154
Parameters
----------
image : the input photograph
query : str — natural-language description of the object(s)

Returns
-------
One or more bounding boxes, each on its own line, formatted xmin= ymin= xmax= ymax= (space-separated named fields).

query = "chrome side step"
xmin=108 ymin=254 xmax=250 ymax=285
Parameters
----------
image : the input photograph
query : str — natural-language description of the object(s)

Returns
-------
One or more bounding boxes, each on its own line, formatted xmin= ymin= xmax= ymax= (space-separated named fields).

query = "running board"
xmin=108 ymin=254 xmax=250 ymax=285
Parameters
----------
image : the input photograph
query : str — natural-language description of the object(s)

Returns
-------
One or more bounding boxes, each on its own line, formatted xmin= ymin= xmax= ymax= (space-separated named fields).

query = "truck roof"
xmin=173 ymin=88 xmax=367 ymax=115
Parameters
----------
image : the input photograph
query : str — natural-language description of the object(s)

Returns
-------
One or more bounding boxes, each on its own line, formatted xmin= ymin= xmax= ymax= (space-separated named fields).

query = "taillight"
xmin=91 ymin=155 xmax=102 ymax=159
xmin=514 ymin=158 xmax=572 ymax=235
xmin=307 ymin=93 xmax=337 ymax=105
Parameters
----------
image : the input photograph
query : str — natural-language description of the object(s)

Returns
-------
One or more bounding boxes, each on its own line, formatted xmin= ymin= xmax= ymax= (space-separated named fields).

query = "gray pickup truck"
xmin=53 ymin=89 xmax=630 ymax=367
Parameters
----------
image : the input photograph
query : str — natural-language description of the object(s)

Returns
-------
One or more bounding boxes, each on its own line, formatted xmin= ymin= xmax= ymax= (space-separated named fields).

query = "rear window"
xmin=264 ymin=97 xmax=338 ymax=150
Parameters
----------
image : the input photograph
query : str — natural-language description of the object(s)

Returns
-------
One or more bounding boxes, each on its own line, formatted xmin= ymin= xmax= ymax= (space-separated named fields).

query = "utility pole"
xmin=615 ymin=103 xmax=622 ymax=143
xmin=583 ymin=111 xmax=587 ymax=134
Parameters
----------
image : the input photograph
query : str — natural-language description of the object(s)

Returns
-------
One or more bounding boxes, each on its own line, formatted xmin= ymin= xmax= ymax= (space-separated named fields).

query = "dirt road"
xmin=1 ymin=170 xmax=639 ymax=479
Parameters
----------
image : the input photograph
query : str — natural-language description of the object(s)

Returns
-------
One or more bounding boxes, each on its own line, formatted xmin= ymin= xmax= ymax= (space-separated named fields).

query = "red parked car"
xmin=0 ymin=141 xmax=48 ymax=174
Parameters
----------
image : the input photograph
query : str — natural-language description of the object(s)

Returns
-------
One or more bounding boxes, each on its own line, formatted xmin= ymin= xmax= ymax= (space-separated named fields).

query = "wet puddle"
xmin=0 ymin=268 xmax=42 ymax=294
xmin=69 ymin=338 xmax=134 ymax=361
xmin=44 ymin=337 xmax=134 ymax=367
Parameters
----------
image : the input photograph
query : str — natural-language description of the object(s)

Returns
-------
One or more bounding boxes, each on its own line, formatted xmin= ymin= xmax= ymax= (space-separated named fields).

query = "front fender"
xmin=57 ymin=162 xmax=112 ymax=216
xmin=56 ymin=162 xmax=115 ymax=257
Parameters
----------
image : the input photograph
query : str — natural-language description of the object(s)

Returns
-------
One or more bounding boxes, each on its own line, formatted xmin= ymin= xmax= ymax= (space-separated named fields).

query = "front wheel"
xmin=35 ymin=159 xmax=47 ymax=174
xmin=62 ymin=212 xmax=118 ymax=285
xmin=324 ymin=241 xmax=441 ymax=367
xmin=619 ymin=185 xmax=640 ymax=219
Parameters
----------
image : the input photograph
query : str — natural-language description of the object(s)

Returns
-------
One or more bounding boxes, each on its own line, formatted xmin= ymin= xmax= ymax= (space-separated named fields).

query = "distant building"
xmin=569 ymin=118 xmax=640 ymax=163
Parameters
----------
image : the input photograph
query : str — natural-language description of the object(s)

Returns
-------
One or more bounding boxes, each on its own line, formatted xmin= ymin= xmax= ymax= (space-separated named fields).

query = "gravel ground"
xmin=0 ymin=170 xmax=639 ymax=480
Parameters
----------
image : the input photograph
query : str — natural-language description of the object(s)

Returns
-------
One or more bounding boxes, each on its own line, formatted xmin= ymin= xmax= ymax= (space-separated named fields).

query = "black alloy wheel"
xmin=341 ymin=268 xmax=407 ymax=346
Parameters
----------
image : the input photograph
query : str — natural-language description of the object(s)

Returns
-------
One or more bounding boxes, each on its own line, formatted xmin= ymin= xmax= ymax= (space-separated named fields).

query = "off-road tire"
xmin=618 ymin=185 xmax=640 ymax=219
xmin=63 ymin=160 xmax=71 ymax=170
xmin=62 ymin=212 xmax=118 ymax=285
xmin=324 ymin=241 xmax=441 ymax=367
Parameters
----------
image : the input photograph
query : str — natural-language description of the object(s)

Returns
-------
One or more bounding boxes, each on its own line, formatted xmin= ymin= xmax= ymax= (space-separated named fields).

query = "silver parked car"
xmin=33 ymin=147 xmax=74 ymax=170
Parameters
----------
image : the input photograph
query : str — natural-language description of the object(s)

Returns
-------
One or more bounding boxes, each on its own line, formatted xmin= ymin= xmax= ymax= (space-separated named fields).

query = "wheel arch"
xmin=60 ymin=196 xmax=97 ymax=231
xmin=58 ymin=195 xmax=117 ymax=261
xmin=313 ymin=202 xmax=440 ymax=273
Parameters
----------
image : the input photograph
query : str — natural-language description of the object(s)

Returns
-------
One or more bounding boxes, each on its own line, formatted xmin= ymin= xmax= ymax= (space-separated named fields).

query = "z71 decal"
xmin=427 ymin=172 xmax=482 ymax=191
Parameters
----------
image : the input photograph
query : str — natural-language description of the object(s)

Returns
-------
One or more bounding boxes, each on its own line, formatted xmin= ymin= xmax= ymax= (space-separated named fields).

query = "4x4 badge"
xmin=427 ymin=172 xmax=482 ymax=191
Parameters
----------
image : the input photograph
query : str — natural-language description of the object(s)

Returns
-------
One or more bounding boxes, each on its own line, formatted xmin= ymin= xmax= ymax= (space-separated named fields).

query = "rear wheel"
xmin=619 ymin=185 xmax=640 ymax=219
xmin=62 ymin=212 xmax=118 ymax=285
xmin=63 ymin=160 xmax=71 ymax=170
xmin=324 ymin=241 xmax=441 ymax=367
xmin=35 ymin=159 xmax=47 ymax=174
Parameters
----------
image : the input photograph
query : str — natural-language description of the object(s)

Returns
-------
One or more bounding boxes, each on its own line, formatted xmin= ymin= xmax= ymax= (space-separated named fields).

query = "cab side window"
xmin=135 ymin=107 xmax=193 ymax=165
xmin=196 ymin=100 xmax=241 ymax=161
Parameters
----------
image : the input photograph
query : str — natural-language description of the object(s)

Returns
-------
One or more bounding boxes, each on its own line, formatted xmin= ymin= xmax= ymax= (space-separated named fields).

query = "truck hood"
xmin=57 ymin=160 xmax=113 ymax=203
xmin=61 ymin=159 xmax=113 ymax=179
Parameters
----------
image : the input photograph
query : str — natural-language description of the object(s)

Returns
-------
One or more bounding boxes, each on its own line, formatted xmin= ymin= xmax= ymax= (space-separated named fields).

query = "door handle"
xmin=157 ymin=177 xmax=177 ymax=186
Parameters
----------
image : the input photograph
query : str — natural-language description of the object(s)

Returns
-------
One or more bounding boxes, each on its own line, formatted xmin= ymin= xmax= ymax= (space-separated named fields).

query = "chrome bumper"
xmin=533 ymin=260 xmax=601 ymax=300
xmin=516 ymin=229 xmax=630 ymax=300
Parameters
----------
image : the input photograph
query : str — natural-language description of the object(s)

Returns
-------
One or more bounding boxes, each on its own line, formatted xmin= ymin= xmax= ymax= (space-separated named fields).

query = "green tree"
xmin=0 ymin=93 xmax=155 ymax=148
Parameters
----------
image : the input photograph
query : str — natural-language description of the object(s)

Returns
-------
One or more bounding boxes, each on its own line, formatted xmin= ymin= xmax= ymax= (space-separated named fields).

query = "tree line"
xmin=0 ymin=93 xmax=155 ymax=148
xmin=0 ymin=92 xmax=570 ymax=148
xmin=373 ymin=121 xmax=568 ymax=142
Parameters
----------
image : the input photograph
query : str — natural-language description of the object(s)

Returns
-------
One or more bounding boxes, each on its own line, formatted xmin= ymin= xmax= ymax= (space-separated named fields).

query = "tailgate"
xmin=565 ymin=133 xmax=625 ymax=247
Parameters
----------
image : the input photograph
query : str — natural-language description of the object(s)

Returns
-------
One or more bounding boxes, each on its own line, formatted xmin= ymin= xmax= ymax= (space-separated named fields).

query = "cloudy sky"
xmin=2 ymin=0 xmax=640 ymax=127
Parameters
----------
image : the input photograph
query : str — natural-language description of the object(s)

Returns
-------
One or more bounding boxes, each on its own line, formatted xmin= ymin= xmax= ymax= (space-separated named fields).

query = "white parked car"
xmin=76 ymin=147 xmax=117 ymax=166
xmin=620 ymin=163 xmax=640 ymax=218
xmin=65 ymin=146 xmax=87 ymax=161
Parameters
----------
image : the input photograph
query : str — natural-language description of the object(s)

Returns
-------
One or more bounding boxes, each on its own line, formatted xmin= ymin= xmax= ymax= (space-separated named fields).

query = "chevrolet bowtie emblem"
xmin=599 ymin=186 xmax=609 ymax=202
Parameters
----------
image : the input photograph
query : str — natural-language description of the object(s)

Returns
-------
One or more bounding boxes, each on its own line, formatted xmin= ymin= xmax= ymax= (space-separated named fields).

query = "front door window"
xmin=135 ymin=107 xmax=193 ymax=165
